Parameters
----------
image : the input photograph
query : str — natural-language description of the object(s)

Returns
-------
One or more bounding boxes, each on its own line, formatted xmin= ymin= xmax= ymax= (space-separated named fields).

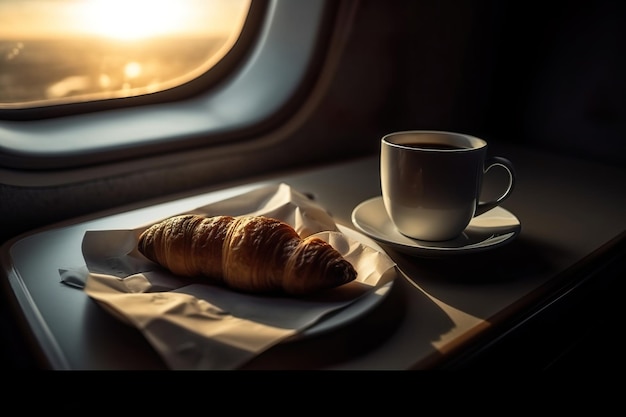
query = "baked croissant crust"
xmin=137 ymin=214 xmax=357 ymax=295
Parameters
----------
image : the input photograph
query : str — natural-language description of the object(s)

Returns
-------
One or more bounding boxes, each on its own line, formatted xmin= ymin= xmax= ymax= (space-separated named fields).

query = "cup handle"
xmin=475 ymin=156 xmax=516 ymax=216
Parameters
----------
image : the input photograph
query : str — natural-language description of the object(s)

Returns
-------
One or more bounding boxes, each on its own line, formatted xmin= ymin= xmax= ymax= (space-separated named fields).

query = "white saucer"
xmin=351 ymin=196 xmax=521 ymax=257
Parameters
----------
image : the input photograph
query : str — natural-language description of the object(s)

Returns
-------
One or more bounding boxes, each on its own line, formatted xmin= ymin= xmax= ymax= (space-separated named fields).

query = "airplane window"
xmin=0 ymin=0 xmax=251 ymax=108
xmin=0 ymin=0 xmax=334 ymax=181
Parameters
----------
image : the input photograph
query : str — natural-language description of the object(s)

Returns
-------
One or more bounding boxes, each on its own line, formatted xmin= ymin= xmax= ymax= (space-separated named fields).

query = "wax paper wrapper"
xmin=63 ymin=183 xmax=397 ymax=370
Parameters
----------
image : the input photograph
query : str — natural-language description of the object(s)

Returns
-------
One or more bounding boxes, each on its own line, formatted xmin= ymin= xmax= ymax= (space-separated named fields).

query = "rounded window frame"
xmin=0 ymin=0 xmax=337 ymax=171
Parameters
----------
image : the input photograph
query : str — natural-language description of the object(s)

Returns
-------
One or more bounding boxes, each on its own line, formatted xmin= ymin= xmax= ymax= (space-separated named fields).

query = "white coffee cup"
xmin=380 ymin=130 xmax=516 ymax=241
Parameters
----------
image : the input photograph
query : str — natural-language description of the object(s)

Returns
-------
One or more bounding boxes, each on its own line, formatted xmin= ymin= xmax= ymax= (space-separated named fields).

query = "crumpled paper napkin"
xmin=64 ymin=183 xmax=397 ymax=370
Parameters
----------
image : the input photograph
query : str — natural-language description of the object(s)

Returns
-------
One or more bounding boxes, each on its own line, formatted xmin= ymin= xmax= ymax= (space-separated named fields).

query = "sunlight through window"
xmin=0 ymin=0 xmax=251 ymax=107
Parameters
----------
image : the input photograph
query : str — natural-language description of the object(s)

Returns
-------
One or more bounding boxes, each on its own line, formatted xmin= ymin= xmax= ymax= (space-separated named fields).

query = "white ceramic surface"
xmin=380 ymin=130 xmax=516 ymax=241
xmin=296 ymin=224 xmax=394 ymax=339
xmin=351 ymin=196 xmax=521 ymax=257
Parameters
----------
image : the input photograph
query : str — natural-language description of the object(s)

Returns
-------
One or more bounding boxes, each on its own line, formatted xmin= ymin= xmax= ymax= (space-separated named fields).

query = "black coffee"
xmin=404 ymin=142 xmax=467 ymax=150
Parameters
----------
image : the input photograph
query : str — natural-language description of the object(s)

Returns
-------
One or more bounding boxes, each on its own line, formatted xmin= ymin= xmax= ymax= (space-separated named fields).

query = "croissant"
xmin=137 ymin=214 xmax=357 ymax=296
